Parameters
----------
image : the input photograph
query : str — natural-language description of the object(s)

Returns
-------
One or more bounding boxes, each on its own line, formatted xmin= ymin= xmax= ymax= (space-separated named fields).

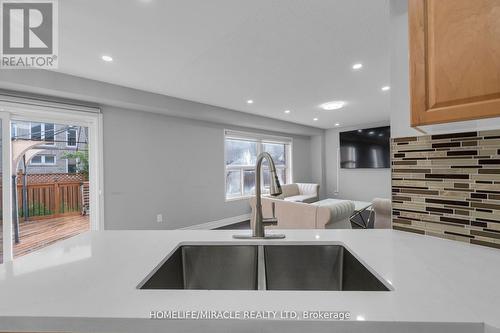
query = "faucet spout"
xmin=234 ymin=152 xmax=286 ymax=239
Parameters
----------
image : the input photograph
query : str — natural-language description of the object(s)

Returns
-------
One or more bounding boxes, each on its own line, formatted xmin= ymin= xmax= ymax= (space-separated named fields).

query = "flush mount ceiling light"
xmin=352 ymin=63 xmax=363 ymax=70
xmin=101 ymin=55 xmax=113 ymax=62
xmin=313 ymin=118 xmax=319 ymax=121
xmin=247 ymin=99 xmax=254 ymax=104
xmin=334 ymin=123 xmax=340 ymax=127
xmin=319 ymin=101 xmax=346 ymax=111
xmin=284 ymin=110 xmax=291 ymax=114
xmin=381 ymin=86 xmax=391 ymax=91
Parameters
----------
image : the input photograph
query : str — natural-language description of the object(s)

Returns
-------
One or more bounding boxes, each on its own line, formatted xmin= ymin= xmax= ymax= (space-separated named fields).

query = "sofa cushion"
xmin=296 ymin=183 xmax=319 ymax=196
xmin=312 ymin=199 xmax=355 ymax=229
xmin=284 ymin=194 xmax=317 ymax=203
xmin=278 ymin=183 xmax=300 ymax=198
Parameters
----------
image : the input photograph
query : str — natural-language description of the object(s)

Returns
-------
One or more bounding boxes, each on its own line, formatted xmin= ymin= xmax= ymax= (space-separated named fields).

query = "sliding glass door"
xmin=0 ymin=99 xmax=102 ymax=263
xmin=0 ymin=118 xmax=4 ymax=264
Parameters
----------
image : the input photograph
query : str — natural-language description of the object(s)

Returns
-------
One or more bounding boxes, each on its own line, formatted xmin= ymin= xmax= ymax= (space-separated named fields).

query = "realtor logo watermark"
xmin=1 ymin=0 xmax=58 ymax=68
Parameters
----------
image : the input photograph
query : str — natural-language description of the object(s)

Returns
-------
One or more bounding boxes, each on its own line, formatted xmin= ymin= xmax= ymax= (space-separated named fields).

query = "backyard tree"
xmin=62 ymin=150 xmax=89 ymax=180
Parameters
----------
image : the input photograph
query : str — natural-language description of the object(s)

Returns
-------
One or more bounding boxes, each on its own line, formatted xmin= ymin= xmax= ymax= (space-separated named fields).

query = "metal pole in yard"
xmin=22 ymin=155 xmax=28 ymax=221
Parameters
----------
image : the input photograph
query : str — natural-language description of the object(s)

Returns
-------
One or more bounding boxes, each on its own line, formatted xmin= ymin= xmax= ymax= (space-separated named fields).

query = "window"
xmin=31 ymin=155 xmax=42 ymax=164
xmin=11 ymin=123 xmax=17 ymax=138
xmin=44 ymin=123 xmax=54 ymax=143
xmin=31 ymin=123 xmax=41 ymax=140
xmin=10 ymin=122 xmax=29 ymax=140
xmin=67 ymin=128 xmax=77 ymax=147
xmin=44 ymin=155 xmax=55 ymax=164
xmin=30 ymin=154 xmax=56 ymax=165
xmin=67 ymin=160 xmax=77 ymax=173
xmin=30 ymin=122 xmax=55 ymax=145
xmin=225 ymin=130 xmax=292 ymax=200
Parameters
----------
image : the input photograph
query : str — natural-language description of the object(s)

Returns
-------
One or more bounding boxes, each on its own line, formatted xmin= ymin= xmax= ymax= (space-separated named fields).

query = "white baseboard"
xmin=179 ymin=213 xmax=251 ymax=230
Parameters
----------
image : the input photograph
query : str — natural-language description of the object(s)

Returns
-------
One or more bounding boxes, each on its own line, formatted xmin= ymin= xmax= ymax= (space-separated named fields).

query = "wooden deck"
xmin=0 ymin=215 xmax=89 ymax=263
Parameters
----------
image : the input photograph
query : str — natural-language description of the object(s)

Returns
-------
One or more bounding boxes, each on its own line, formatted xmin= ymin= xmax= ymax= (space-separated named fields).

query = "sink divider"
xmin=338 ymin=246 xmax=344 ymax=291
xmin=257 ymin=245 xmax=267 ymax=290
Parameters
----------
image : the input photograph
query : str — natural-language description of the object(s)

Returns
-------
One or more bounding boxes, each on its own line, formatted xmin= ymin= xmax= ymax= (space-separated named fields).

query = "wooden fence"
xmin=23 ymin=173 xmax=86 ymax=185
xmin=0 ymin=174 xmax=89 ymax=220
xmin=16 ymin=181 xmax=86 ymax=220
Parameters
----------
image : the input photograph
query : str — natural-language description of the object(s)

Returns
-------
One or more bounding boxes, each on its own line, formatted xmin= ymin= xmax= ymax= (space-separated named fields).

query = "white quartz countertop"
xmin=1 ymin=229 xmax=500 ymax=330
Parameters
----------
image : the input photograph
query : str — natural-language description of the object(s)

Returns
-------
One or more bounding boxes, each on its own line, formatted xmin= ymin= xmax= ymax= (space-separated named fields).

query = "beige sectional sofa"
xmin=249 ymin=197 xmax=354 ymax=230
xmin=275 ymin=183 xmax=319 ymax=203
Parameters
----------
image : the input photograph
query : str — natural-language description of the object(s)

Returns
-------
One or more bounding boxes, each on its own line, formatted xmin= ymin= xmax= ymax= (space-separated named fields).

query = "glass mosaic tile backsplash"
xmin=392 ymin=130 xmax=500 ymax=249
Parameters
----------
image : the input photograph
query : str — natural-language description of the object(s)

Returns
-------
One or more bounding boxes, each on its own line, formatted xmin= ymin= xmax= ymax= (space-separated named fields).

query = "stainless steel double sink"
xmin=139 ymin=244 xmax=390 ymax=291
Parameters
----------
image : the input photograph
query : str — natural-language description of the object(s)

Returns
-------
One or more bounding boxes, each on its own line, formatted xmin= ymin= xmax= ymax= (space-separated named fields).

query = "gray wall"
xmin=310 ymin=134 xmax=326 ymax=199
xmin=0 ymin=65 xmax=395 ymax=228
xmin=103 ymin=107 xmax=313 ymax=230
xmin=1 ymin=66 xmax=392 ymax=227
xmin=324 ymin=123 xmax=391 ymax=202
xmin=0 ymin=70 xmax=321 ymax=230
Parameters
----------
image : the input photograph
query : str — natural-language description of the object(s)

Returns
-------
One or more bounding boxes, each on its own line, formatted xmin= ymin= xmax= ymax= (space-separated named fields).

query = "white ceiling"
xmin=56 ymin=0 xmax=390 ymax=129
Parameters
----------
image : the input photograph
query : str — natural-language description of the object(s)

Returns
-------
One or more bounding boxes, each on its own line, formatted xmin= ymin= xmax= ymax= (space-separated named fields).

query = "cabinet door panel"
xmin=409 ymin=0 xmax=500 ymax=126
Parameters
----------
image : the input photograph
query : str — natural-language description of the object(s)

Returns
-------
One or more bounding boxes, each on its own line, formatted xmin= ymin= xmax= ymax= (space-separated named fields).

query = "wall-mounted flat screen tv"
xmin=340 ymin=126 xmax=390 ymax=169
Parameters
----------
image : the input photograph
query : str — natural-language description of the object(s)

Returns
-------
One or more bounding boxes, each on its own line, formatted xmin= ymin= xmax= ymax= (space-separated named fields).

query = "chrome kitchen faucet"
xmin=234 ymin=152 xmax=285 ymax=239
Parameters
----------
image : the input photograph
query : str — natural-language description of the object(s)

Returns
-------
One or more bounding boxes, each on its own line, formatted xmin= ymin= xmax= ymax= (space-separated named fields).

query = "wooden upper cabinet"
xmin=409 ymin=0 xmax=500 ymax=126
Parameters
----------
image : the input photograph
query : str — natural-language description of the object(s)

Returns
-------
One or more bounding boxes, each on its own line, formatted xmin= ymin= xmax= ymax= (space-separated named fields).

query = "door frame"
xmin=1 ymin=111 xmax=13 ymax=262
xmin=0 ymin=98 xmax=104 ymax=262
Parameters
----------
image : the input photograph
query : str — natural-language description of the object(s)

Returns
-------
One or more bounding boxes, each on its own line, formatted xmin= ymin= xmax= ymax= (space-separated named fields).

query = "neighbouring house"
xmin=11 ymin=121 xmax=88 ymax=174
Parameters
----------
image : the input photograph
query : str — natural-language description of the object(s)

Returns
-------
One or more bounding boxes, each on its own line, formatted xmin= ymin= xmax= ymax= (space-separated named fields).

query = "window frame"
xmin=224 ymin=130 xmax=292 ymax=201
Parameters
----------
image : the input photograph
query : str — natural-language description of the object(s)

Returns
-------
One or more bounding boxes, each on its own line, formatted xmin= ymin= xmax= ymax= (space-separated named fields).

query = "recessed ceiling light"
xmin=319 ymin=101 xmax=346 ymax=111
xmin=369 ymin=131 xmax=375 ymax=135
xmin=378 ymin=133 xmax=384 ymax=136
xmin=357 ymin=129 xmax=362 ymax=133
xmin=284 ymin=110 xmax=291 ymax=114
xmin=247 ymin=99 xmax=254 ymax=104
xmin=381 ymin=86 xmax=391 ymax=91
xmin=101 ymin=55 xmax=113 ymax=62
xmin=334 ymin=123 xmax=340 ymax=127
xmin=352 ymin=63 xmax=363 ymax=70
xmin=313 ymin=118 xmax=319 ymax=121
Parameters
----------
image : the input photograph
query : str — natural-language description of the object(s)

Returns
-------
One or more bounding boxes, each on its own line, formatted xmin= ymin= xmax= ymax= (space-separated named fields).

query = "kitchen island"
xmin=0 ymin=229 xmax=499 ymax=333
